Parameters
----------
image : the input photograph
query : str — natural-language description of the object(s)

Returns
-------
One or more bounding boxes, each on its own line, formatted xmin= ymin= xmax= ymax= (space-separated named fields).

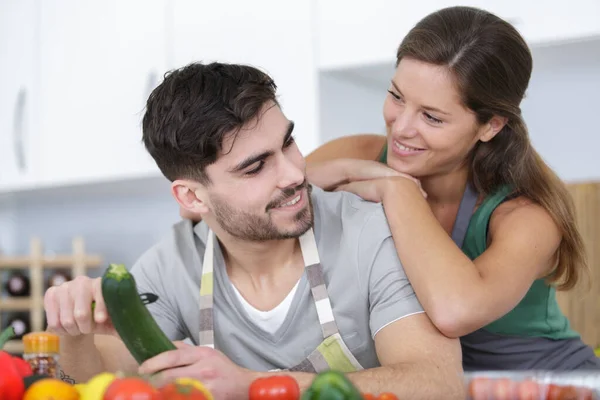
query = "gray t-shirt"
xmin=130 ymin=186 xmax=424 ymax=371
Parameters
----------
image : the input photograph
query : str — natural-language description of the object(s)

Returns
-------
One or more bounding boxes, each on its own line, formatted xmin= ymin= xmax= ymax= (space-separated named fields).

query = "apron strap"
xmin=300 ymin=229 xmax=340 ymax=338
xmin=451 ymin=182 xmax=479 ymax=248
xmin=198 ymin=231 xmax=215 ymax=348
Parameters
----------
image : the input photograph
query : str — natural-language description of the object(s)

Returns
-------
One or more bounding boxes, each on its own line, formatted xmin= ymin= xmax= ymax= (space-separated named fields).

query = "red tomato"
xmin=468 ymin=377 xmax=492 ymax=399
xmin=248 ymin=376 xmax=300 ymax=400
xmin=376 ymin=393 xmax=399 ymax=400
xmin=159 ymin=382 xmax=210 ymax=400
xmin=362 ymin=394 xmax=377 ymax=400
xmin=516 ymin=379 xmax=541 ymax=400
xmin=545 ymin=384 xmax=564 ymax=400
xmin=492 ymin=378 xmax=517 ymax=400
xmin=103 ymin=377 xmax=161 ymax=400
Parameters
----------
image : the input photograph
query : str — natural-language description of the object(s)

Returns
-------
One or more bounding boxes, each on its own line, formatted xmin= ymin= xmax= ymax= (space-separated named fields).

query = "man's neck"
xmin=206 ymin=224 xmax=303 ymax=284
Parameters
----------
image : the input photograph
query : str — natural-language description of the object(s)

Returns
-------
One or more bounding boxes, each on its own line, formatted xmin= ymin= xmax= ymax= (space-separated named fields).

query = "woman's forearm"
xmin=381 ymin=180 xmax=488 ymax=337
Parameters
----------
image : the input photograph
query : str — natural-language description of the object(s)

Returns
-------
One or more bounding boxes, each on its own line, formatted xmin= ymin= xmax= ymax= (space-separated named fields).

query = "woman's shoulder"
xmin=487 ymin=193 xmax=562 ymax=252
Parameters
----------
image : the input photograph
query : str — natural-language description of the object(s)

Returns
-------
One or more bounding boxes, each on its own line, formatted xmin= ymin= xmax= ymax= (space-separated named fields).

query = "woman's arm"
xmin=306 ymin=134 xmax=391 ymax=190
xmin=305 ymin=134 xmax=386 ymax=163
xmin=379 ymin=178 xmax=561 ymax=338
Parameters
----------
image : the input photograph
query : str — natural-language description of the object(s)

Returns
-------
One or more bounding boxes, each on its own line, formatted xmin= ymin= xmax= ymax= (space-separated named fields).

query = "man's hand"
xmin=44 ymin=276 xmax=116 ymax=337
xmin=139 ymin=342 xmax=254 ymax=400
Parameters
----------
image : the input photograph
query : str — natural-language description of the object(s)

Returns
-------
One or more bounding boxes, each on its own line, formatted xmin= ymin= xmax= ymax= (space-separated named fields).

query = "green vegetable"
xmin=101 ymin=263 xmax=176 ymax=364
xmin=301 ymin=370 xmax=363 ymax=400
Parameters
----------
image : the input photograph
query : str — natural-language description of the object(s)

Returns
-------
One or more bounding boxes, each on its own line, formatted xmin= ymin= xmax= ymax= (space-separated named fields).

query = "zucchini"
xmin=101 ymin=263 xmax=176 ymax=365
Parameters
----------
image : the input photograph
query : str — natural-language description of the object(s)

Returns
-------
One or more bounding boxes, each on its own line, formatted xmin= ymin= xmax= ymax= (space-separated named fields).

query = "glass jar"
xmin=22 ymin=332 xmax=60 ymax=378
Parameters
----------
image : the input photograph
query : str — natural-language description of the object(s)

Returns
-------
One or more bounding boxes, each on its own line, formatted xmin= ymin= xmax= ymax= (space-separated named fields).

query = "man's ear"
xmin=479 ymin=115 xmax=508 ymax=143
xmin=171 ymin=179 xmax=210 ymax=215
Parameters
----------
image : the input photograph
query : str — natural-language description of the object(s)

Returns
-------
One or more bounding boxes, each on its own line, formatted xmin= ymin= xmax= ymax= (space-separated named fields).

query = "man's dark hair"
xmin=142 ymin=62 xmax=279 ymax=184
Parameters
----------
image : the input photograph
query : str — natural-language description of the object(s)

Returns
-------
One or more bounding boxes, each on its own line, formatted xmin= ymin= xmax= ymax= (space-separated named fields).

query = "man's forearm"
xmin=347 ymin=362 xmax=464 ymax=400
xmin=57 ymin=335 xmax=105 ymax=383
xmin=256 ymin=362 xmax=464 ymax=399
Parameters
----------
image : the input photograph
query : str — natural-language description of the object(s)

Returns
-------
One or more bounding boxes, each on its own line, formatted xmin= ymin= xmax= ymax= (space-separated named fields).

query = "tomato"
xmin=556 ymin=385 xmax=580 ymax=400
xmin=492 ymin=378 xmax=517 ymax=400
xmin=376 ymin=393 xmax=399 ymax=400
xmin=362 ymin=394 xmax=376 ymax=400
xmin=103 ymin=377 xmax=161 ymax=400
xmin=159 ymin=382 xmax=210 ymax=400
xmin=516 ymin=379 xmax=541 ymax=400
xmin=174 ymin=378 xmax=213 ymax=400
xmin=545 ymin=384 xmax=564 ymax=400
xmin=468 ymin=377 xmax=491 ymax=399
xmin=248 ymin=376 xmax=300 ymax=400
xmin=24 ymin=378 xmax=79 ymax=400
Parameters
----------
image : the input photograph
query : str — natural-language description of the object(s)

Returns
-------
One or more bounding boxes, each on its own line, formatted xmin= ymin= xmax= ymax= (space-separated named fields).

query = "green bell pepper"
xmin=301 ymin=370 xmax=363 ymax=400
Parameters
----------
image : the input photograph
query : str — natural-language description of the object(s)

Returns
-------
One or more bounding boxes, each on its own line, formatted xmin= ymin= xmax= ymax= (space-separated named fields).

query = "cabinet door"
xmin=316 ymin=0 xmax=599 ymax=71
xmin=170 ymin=0 xmax=319 ymax=153
xmin=0 ymin=0 xmax=39 ymax=192
xmin=38 ymin=0 xmax=167 ymax=187
xmin=515 ymin=0 xmax=600 ymax=46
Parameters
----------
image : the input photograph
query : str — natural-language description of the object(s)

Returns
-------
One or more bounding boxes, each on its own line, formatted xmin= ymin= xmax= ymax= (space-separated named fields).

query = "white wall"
xmin=521 ymin=39 xmax=600 ymax=182
xmin=318 ymin=71 xmax=389 ymax=145
xmin=316 ymin=39 xmax=600 ymax=182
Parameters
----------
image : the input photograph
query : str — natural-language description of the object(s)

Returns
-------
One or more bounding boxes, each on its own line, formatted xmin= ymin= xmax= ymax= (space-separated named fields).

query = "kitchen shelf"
xmin=0 ymin=237 xmax=103 ymax=354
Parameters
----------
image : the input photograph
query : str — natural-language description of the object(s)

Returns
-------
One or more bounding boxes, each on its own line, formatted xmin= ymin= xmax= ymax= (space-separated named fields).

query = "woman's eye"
xmin=387 ymin=90 xmax=402 ymax=101
xmin=424 ymin=112 xmax=443 ymax=124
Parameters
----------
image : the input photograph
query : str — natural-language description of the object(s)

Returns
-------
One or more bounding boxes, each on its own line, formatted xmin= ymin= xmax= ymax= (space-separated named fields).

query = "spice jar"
xmin=22 ymin=332 xmax=60 ymax=378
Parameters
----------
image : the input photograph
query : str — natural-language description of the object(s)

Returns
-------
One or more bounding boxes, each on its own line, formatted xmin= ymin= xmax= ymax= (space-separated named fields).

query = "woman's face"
xmin=383 ymin=58 xmax=492 ymax=179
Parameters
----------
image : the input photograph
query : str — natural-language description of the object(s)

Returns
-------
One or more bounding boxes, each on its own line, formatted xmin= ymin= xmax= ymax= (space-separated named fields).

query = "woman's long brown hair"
xmin=397 ymin=6 xmax=588 ymax=290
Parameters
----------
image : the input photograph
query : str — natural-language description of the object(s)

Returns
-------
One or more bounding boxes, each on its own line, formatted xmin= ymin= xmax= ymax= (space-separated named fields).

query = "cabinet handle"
xmin=13 ymin=88 xmax=27 ymax=172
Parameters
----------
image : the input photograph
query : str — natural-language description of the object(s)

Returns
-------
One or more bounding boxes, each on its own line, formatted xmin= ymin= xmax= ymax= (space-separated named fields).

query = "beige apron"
xmin=198 ymin=228 xmax=365 ymax=373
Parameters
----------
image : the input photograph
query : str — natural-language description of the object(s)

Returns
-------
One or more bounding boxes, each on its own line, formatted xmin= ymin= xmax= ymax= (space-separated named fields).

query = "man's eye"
xmin=284 ymin=135 xmax=296 ymax=148
xmin=246 ymin=161 xmax=265 ymax=175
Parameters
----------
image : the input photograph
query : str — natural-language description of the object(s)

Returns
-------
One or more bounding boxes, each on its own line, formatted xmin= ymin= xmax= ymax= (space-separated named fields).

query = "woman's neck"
xmin=421 ymin=166 xmax=470 ymax=207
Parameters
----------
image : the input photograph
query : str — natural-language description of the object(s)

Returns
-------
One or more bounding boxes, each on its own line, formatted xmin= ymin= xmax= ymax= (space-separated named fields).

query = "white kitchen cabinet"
xmin=37 ymin=0 xmax=168 ymax=187
xmin=170 ymin=0 xmax=320 ymax=154
xmin=316 ymin=0 xmax=600 ymax=71
xmin=0 ymin=0 xmax=40 ymax=192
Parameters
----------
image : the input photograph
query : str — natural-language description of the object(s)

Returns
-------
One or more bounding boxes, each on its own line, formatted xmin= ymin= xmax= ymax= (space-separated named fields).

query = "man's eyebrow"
xmin=229 ymin=121 xmax=294 ymax=173
xmin=282 ymin=121 xmax=295 ymax=144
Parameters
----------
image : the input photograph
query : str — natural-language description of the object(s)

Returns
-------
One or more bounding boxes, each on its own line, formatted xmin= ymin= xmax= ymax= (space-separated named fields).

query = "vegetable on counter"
xmin=103 ymin=376 xmax=161 ymax=400
xmin=101 ymin=263 xmax=176 ymax=365
xmin=467 ymin=376 xmax=595 ymax=400
xmin=22 ymin=378 xmax=79 ymax=400
xmin=362 ymin=393 xmax=399 ymax=400
xmin=0 ymin=326 xmax=34 ymax=400
xmin=159 ymin=381 xmax=211 ymax=400
xmin=249 ymin=375 xmax=301 ymax=400
xmin=74 ymin=372 xmax=116 ymax=400
xmin=301 ymin=371 xmax=363 ymax=400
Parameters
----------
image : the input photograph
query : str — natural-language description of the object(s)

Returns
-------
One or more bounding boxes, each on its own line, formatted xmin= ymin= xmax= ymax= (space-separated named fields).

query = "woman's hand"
xmin=307 ymin=158 xmax=410 ymax=191
xmin=335 ymin=175 xmax=427 ymax=203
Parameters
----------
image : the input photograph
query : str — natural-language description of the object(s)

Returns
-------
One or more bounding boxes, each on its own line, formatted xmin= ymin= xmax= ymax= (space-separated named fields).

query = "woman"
xmin=306 ymin=6 xmax=600 ymax=371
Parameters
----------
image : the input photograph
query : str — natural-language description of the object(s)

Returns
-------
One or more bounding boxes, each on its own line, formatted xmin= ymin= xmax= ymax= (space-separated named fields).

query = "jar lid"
xmin=22 ymin=332 xmax=60 ymax=354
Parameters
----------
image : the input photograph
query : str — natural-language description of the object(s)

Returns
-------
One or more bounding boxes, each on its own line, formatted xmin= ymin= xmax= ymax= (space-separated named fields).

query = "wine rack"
xmin=0 ymin=237 xmax=102 ymax=354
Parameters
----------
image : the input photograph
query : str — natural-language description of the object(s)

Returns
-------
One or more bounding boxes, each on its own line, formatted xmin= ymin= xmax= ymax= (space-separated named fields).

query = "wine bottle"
xmin=5 ymin=272 xmax=30 ymax=297
xmin=46 ymin=271 xmax=71 ymax=289
xmin=5 ymin=313 xmax=30 ymax=339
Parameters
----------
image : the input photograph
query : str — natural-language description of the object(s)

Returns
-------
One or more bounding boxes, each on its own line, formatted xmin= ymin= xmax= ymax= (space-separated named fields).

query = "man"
xmin=44 ymin=62 xmax=464 ymax=399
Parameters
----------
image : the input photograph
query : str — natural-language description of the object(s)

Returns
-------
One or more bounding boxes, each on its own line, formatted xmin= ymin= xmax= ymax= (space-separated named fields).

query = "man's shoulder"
xmin=132 ymin=219 xmax=204 ymax=275
xmin=311 ymin=185 xmax=392 ymax=241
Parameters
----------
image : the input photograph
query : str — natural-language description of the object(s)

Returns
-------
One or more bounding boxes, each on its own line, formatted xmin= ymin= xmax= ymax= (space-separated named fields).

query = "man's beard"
xmin=211 ymin=182 xmax=314 ymax=241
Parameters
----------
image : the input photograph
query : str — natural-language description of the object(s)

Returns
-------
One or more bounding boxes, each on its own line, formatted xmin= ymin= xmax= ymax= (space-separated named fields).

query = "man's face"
xmin=201 ymin=103 xmax=313 ymax=241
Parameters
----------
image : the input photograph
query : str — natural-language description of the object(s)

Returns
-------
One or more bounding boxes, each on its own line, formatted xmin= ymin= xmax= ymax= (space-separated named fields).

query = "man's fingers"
xmin=72 ymin=277 xmax=94 ymax=335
